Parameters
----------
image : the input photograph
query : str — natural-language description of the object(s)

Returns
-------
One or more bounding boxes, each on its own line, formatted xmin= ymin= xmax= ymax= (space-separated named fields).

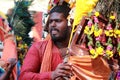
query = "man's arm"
xmin=19 ymin=42 xmax=72 ymax=80
xmin=19 ymin=42 xmax=52 ymax=80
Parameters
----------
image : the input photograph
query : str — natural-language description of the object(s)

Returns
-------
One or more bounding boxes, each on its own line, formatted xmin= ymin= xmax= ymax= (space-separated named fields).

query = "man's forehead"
xmin=49 ymin=12 xmax=64 ymax=19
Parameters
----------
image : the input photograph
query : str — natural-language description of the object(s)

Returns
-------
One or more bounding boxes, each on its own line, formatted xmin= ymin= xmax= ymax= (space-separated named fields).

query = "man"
xmin=19 ymin=2 xmax=72 ymax=80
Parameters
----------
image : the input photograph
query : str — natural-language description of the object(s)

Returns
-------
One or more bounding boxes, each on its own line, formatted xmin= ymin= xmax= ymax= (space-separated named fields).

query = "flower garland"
xmin=16 ymin=36 xmax=28 ymax=64
xmin=84 ymin=12 xmax=120 ymax=59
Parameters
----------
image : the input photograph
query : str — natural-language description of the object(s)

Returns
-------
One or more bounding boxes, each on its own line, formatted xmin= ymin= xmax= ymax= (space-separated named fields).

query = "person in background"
xmin=0 ymin=12 xmax=17 ymax=80
xmin=19 ymin=1 xmax=72 ymax=80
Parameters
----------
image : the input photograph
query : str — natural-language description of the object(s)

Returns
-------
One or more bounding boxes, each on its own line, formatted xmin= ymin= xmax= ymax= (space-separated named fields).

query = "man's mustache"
xmin=50 ymin=28 xmax=59 ymax=33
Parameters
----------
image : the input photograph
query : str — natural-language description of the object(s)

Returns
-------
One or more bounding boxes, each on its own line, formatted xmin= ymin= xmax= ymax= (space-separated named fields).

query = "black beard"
xmin=51 ymin=27 xmax=69 ymax=42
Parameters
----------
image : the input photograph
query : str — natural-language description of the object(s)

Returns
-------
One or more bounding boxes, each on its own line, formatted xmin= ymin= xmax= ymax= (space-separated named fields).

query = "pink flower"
xmin=96 ymin=37 xmax=100 ymax=40
xmin=94 ymin=16 xmax=99 ymax=23
xmin=88 ymin=45 xmax=93 ymax=49
xmin=87 ymin=21 xmax=92 ymax=27
xmin=106 ymin=24 xmax=112 ymax=30
xmin=107 ymin=45 xmax=112 ymax=50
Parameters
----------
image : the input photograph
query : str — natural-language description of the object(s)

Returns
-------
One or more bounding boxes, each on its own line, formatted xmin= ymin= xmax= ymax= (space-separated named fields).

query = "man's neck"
xmin=54 ymin=40 xmax=69 ymax=59
xmin=55 ymin=31 xmax=71 ymax=49
xmin=54 ymin=40 xmax=68 ymax=49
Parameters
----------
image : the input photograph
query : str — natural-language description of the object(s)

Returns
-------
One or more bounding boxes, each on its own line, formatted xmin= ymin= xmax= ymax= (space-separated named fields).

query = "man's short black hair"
xmin=49 ymin=1 xmax=71 ymax=18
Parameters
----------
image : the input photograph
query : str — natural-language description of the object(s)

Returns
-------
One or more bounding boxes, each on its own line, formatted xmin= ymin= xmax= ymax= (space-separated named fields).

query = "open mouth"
xmin=51 ymin=30 xmax=58 ymax=34
xmin=50 ymin=28 xmax=59 ymax=35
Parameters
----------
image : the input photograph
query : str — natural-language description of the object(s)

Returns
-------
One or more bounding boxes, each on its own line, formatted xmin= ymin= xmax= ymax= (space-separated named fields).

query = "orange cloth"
xmin=40 ymin=35 xmax=52 ymax=72
xmin=68 ymin=55 xmax=111 ymax=80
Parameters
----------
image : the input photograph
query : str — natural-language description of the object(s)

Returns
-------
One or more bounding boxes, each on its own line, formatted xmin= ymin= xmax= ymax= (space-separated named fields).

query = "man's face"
xmin=48 ymin=12 xmax=69 ymax=42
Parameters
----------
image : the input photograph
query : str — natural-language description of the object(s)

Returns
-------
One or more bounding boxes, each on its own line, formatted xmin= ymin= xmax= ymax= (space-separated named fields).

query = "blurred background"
xmin=0 ymin=0 xmax=49 ymax=14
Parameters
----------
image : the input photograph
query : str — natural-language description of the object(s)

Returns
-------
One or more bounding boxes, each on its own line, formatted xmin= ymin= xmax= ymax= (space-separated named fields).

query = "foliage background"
xmin=7 ymin=0 xmax=34 ymax=46
xmin=95 ymin=0 xmax=120 ymax=22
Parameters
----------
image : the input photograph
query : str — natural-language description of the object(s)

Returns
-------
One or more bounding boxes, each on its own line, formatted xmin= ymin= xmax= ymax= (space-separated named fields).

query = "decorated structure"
xmin=46 ymin=0 xmax=120 ymax=79
xmin=1 ymin=0 xmax=120 ymax=79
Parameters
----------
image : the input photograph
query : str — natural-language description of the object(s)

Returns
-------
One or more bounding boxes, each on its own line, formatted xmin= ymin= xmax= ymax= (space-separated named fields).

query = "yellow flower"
xmin=106 ymin=50 xmax=113 ymax=58
xmin=89 ymin=25 xmax=95 ymax=34
xmin=114 ymin=29 xmax=120 ymax=35
xmin=94 ymin=31 xmax=98 ymax=36
xmin=90 ymin=48 xmax=99 ymax=59
xmin=16 ymin=36 xmax=22 ymax=41
xmin=24 ymin=43 xmax=27 ymax=46
xmin=95 ymin=12 xmax=99 ymax=17
xmin=18 ymin=44 xmax=21 ymax=47
xmin=99 ymin=29 xmax=102 ymax=34
xmin=105 ymin=30 xmax=113 ymax=36
xmin=90 ymin=49 xmax=95 ymax=55
xmin=96 ymin=47 xmax=104 ymax=55
xmin=91 ymin=53 xmax=99 ymax=59
xmin=94 ymin=29 xmax=102 ymax=37
xmin=105 ymin=30 xmax=109 ymax=36
xmin=19 ymin=37 xmax=22 ymax=40
xmin=114 ymin=29 xmax=119 ymax=38
xmin=84 ymin=26 xmax=89 ymax=34
xmin=20 ymin=45 xmax=24 ymax=49
xmin=24 ymin=43 xmax=28 ymax=48
xmin=110 ymin=15 xmax=115 ymax=20
xmin=109 ymin=30 xmax=114 ymax=36
xmin=16 ymin=36 xmax=18 ymax=40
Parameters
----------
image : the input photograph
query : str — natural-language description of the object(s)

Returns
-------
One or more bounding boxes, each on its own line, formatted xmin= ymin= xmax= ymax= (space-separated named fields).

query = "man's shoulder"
xmin=30 ymin=40 xmax=50 ymax=55
xmin=34 ymin=40 xmax=48 ymax=44
xmin=32 ymin=40 xmax=49 ymax=48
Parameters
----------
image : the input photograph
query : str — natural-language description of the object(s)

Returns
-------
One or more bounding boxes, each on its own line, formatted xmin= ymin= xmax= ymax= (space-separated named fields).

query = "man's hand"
xmin=51 ymin=63 xmax=71 ymax=80
xmin=7 ymin=58 xmax=17 ymax=71
xmin=0 ymin=58 xmax=17 ymax=80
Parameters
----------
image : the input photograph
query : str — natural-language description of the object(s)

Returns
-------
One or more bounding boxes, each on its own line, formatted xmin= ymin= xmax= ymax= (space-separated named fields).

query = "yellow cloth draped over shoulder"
xmin=40 ymin=34 xmax=111 ymax=80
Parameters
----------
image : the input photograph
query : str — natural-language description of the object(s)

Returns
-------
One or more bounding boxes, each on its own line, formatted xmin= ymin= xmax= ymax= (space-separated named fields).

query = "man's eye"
xmin=48 ymin=20 xmax=52 ymax=23
xmin=55 ymin=19 xmax=61 ymax=22
xmin=49 ymin=19 xmax=61 ymax=23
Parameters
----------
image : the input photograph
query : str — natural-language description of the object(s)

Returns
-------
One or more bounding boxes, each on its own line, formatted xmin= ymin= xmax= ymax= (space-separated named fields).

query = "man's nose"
xmin=51 ymin=21 xmax=56 ymax=27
